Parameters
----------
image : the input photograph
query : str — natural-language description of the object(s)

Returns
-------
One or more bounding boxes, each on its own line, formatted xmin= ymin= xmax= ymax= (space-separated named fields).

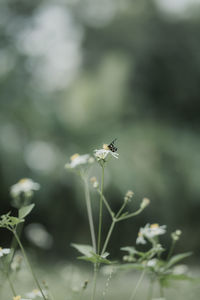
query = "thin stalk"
xmin=129 ymin=269 xmax=146 ymax=300
xmin=167 ymin=240 xmax=175 ymax=261
xmin=13 ymin=230 xmax=47 ymax=300
xmin=101 ymin=200 xmax=141 ymax=255
xmin=97 ymin=165 xmax=104 ymax=255
xmin=6 ymin=272 xmax=16 ymax=297
xmin=115 ymin=201 xmax=127 ymax=219
xmin=91 ymin=263 xmax=98 ymax=300
xmin=116 ymin=208 xmax=143 ymax=222
xmin=101 ymin=220 xmax=116 ymax=255
xmin=96 ymin=189 xmax=113 ymax=219
xmin=83 ymin=178 xmax=96 ymax=253
xmin=7 ymin=223 xmax=24 ymax=271
xmin=1 ymin=259 xmax=16 ymax=297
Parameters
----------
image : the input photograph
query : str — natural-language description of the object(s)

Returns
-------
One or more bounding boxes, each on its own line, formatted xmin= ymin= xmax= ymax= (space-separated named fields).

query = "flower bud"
xmin=124 ymin=190 xmax=134 ymax=203
xmin=140 ymin=197 xmax=150 ymax=209
xmin=90 ymin=177 xmax=99 ymax=188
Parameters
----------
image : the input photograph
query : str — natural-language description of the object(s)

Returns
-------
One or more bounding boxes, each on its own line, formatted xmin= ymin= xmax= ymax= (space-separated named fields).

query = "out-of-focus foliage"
xmin=0 ymin=0 xmax=200 ymax=259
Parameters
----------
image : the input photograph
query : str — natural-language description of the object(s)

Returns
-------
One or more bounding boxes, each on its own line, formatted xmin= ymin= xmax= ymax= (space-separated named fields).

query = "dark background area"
xmin=0 ymin=0 xmax=200 ymax=262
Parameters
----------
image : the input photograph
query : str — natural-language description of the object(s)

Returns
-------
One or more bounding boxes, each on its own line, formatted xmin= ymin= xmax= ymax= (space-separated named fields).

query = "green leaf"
xmin=168 ymin=274 xmax=194 ymax=281
xmin=78 ymin=253 xmax=112 ymax=265
xmin=18 ymin=203 xmax=35 ymax=219
xmin=160 ymin=273 xmax=194 ymax=287
xmin=92 ymin=252 xmax=112 ymax=264
xmin=72 ymin=244 xmax=113 ymax=265
xmin=165 ymin=252 xmax=192 ymax=269
xmin=120 ymin=246 xmax=144 ymax=257
xmin=8 ymin=216 xmax=24 ymax=226
xmin=71 ymin=243 xmax=93 ymax=256
xmin=121 ymin=246 xmax=137 ymax=254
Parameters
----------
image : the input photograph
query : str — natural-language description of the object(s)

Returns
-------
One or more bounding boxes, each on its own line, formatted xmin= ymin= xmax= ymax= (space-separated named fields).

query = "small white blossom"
xmin=147 ymin=258 xmax=157 ymax=267
xmin=136 ymin=223 xmax=166 ymax=244
xmin=94 ymin=149 xmax=119 ymax=161
xmin=136 ymin=233 xmax=146 ymax=245
xmin=65 ymin=153 xmax=91 ymax=169
xmin=0 ymin=247 xmax=11 ymax=257
xmin=10 ymin=178 xmax=40 ymax=199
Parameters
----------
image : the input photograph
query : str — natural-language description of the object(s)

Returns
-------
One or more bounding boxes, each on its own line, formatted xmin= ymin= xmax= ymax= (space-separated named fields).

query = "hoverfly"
xmin=107 ymin=138 xmax=118 ymax=152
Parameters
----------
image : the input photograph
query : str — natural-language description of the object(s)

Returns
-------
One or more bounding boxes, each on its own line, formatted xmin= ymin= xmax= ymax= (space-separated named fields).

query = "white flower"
xmin=136 ymin=233 xmax=146 ymax=245
xmin=26 ymin=289 xmax=46 ymax=299
xmin=94 ymin=149 xmax=119 ymax=161
xmin=0 ymin=247 xmax=11 ymax=257
xmin=10 ymin=178 xmax=40 ymax=199
xmin=136 ymin=223 xmax=166 ymax=244
xmin=147 ymin=258 xmax=157 ymax=267
xmin=65 ymin=153 xmax=92 ymax=169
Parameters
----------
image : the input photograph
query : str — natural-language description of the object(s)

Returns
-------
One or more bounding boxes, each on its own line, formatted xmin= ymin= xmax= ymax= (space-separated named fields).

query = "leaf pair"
xmin=71 ymin=243 xmax=112 ymax=265
xmin=0 ymin=203 xmax=35 ymax=230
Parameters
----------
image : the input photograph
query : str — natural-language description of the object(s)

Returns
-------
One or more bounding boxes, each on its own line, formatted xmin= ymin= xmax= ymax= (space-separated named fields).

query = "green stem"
xmin=6 ymin=272 xmax=16 ymax=297
xmin=83 ymin=178 xmax=96 ymax=253
xmin=97 ymin=165 xmax=104 ymax=255
xmin=13 ymin=230 xmax=47 ymax=300
xmin=1 ymin=259 xmax=16 ymax=297
xmin=97 ymin=189 xmax=113 ymax=219
xmin=7 ymin=222 xmax=24 ymax=272
xmin=101 ymin=220 xmax=116 ymax=255
xmin=167 ymin=240 xmax=175 ymax=261
xmin=116 ymin=201 xmax=127 ymax=219
xmin=129 ymin=269 xmax=146 ymax=300
xmin=116 ymin=208 xmax=143 ymax=222
xmin=91 ymin=263 xmax=98 ymax=300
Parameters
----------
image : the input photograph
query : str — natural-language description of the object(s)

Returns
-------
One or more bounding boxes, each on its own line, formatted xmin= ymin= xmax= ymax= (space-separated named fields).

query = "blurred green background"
xmin=0 ymin=0 xmax=200 ymax=263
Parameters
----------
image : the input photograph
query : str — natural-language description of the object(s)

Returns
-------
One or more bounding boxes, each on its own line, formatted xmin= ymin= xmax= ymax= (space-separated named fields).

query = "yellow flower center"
xmin=138 ymin=232 xmax=142 ymax=237
xmin=33 ymin=289 xmax=39 ymax=294
xmin=70 ymin=153 xmax=79 ymax=161
xmin=0 ymin=247 xmax=2 ymax=251
xmin=150 ymin=224 xmax=159 ymax=229
xmin=19 ymin=178 xmax=28 ymax=183
xmin=103 ymin=144 xmax=109 ymax=150
xmin=13 ymin=296 xmax=21 ymax=300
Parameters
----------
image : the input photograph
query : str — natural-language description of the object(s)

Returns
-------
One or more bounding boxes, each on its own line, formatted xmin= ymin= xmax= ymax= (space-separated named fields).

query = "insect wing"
xmin=108 ymin=138 xmax=118 ymax=152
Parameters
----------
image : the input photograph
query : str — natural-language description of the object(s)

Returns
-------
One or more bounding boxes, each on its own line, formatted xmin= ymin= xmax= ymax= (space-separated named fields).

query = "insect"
xmin=107 ymin=138 xmax=118 ymax=152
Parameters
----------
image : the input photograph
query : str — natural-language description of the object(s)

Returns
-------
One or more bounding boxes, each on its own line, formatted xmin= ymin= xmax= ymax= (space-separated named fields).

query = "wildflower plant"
xmin=0 ymin=140 xmax=194 ymax=300
xmin=119 ymin=224 xmax=193 ymax=300
xmin=0 ymin=182 xmax=48 ymax=300
xmin=65 ymin=141 xmax=150 ymax=300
